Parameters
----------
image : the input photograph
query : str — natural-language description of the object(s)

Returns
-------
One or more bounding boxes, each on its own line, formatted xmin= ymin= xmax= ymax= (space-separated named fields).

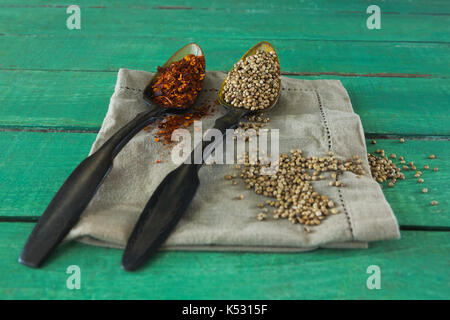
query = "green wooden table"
xmin=0 ymin=0 xmax=449 ymax=300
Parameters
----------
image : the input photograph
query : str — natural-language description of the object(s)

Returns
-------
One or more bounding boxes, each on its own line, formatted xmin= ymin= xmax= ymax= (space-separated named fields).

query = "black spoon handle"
xmin=122 ymin=109 xmax=246 ymax=271
xmin=20 ymin=107 xmax=165 ymax=268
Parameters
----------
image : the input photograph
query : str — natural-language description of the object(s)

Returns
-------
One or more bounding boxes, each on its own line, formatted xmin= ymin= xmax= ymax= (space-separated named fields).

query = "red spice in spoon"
xmin=151 ymin=54 xmax=206 ymax=108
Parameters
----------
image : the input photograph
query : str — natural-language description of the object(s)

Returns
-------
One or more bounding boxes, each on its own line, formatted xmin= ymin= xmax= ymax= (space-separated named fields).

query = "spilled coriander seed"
xmin=234 ymin=150 xmax=367 ymax=226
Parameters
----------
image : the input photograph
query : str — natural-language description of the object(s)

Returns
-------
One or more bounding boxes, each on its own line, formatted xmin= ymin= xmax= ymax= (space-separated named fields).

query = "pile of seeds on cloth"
xmin=223 ymin=134 xmax=440 ymax=228
xmin=230 ymin=114 xmax=271 ymax=142
xmin=223 ymin=50 xmax=281 ymax=110
xmin=228 ymin=149 xmax=366 ymax=228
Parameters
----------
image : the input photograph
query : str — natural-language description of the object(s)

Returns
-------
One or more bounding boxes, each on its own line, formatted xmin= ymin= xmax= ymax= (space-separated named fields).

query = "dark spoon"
xmin=19 ymin=43 xmax=205 ymax=268
xmin=122 ymin=41 xmax=280 ymax=271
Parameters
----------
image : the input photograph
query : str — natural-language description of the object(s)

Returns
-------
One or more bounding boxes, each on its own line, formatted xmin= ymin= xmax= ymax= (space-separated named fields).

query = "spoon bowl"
xmin=143 ymin=43 xmax=205 ymax=114
xmin=218 ymin=41 xmax=281 ymax=113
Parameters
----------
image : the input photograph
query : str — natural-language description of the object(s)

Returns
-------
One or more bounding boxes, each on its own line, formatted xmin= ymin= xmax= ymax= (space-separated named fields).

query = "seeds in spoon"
xmin=223 ymin=50 xmax=281 ymax=110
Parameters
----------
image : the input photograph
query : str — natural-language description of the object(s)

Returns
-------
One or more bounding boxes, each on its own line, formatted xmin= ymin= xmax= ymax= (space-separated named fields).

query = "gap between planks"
xmin=0 ymin=34 xmax=449 ymax=45
xmin=0 ymin=68 xmax=442 ymax=79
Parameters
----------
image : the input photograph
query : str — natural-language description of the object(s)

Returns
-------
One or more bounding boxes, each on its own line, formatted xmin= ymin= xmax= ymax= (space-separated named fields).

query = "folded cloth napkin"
xmin=67 ymin=69 xmax=400 ymax=251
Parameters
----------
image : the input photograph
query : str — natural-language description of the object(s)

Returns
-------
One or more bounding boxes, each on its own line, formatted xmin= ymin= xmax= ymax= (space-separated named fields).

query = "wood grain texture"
xmin=1 ymin=37 xmax=448 ymax=77
xmin=0 ymin=71 xmax=449 ymax=135
xmin=0 ymin=131 xmax=96 ymax=218
xmin=0 ymin=131 xmax=448 ymax=227
xmin=0 ymin=222 xmax=448 ymax=299
xmin=0 ymin=0 xmax=447 ymax=12
xmin=0 ymin=1 xmax=448 ymax=42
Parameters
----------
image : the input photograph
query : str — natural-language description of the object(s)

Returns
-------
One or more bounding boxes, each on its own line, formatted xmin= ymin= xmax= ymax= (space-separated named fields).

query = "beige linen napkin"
xmin=67 ymin=69 xmax=400 ymax=251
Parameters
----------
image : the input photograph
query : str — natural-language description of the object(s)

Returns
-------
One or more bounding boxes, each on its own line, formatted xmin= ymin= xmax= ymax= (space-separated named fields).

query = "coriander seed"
xmin=257 ymin=213 xmax=266 ymax=221
xmin=223 ymin=50 xmax=281 ymax=110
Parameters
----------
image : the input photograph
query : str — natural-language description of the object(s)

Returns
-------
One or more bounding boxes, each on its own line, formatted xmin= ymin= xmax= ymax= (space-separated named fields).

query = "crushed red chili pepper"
xmin=151 ymin=54 xmax=206 ymax=108
xmin=149 ymin=104 xmax=211 ymax=144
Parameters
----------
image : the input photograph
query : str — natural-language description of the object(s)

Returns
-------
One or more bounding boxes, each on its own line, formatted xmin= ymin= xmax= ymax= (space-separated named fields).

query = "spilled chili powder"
xmin=151 ymin=54 xmax=206 ymax=108
xmin=150 ymin=104 xmax=211 ymax=144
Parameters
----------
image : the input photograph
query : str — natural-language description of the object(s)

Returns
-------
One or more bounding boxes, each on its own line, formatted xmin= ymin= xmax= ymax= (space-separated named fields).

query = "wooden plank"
xmin=0 ymin=131 xmax=96 ymax=217
xmin=0 ymin=70 xmax=448 ymax=135
xmin=1 ymin=37 xmax=448 ymax=77
xmin=332 ymin=76 xmax=450 ymax=136
xmin=0 ymin=70 xmax=115 ymax=130
xmin=366 ymin=138 xmax=449 ymax=227
xmin=0 ymin=0 xmax=448 ymax=12
xmin=0 ymin=2 xmax=448 ymax=42
xmin=0 ymin=131 xmax=448 ymax=227
xmin=0 ymin=222 xmax=448 ymax=299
